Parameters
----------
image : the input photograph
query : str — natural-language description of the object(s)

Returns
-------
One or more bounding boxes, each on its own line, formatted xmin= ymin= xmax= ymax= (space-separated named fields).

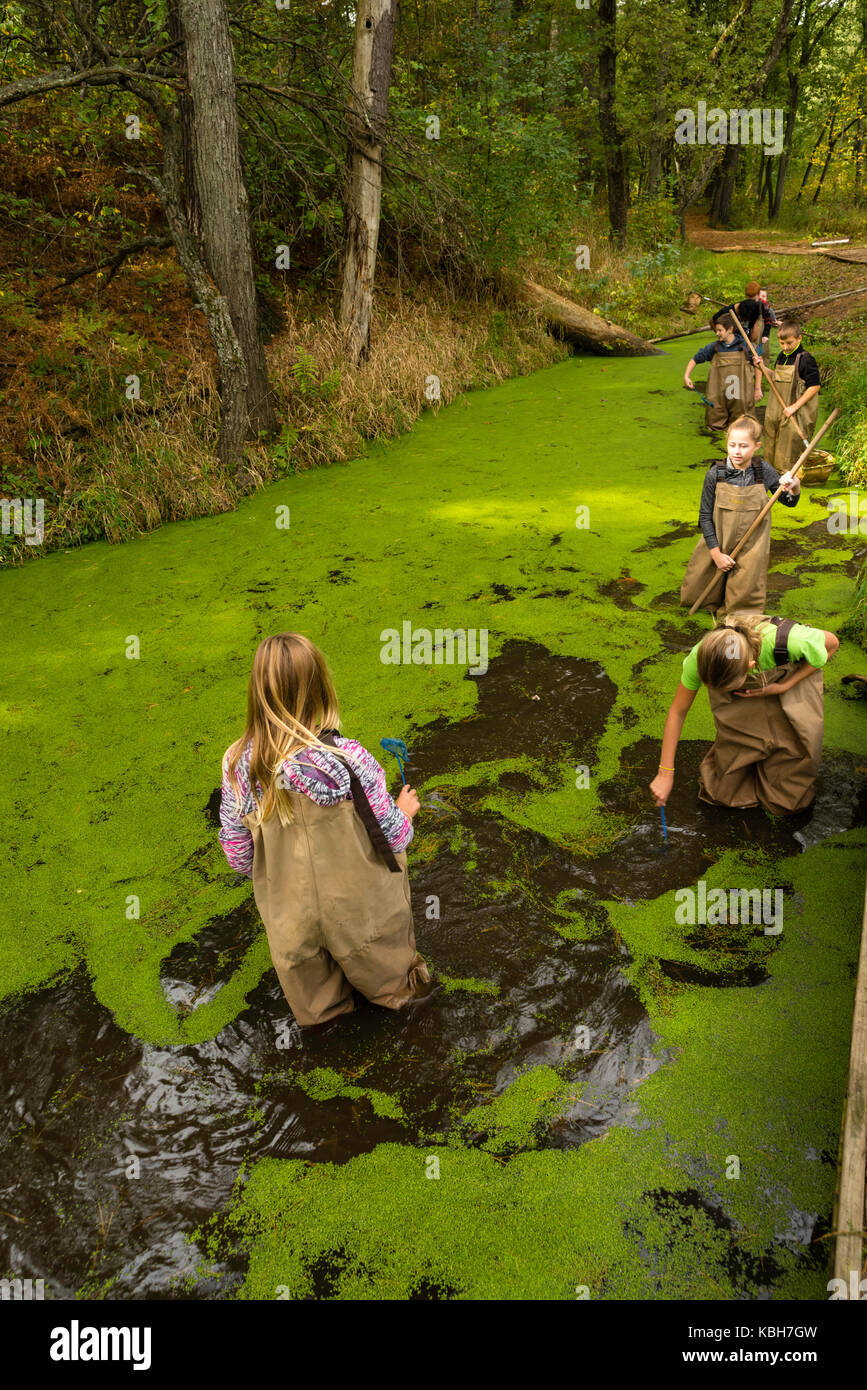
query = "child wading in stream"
xmin=650 ymin=614 xmax=838 ymax=816
xmin=680 ymin=414 xmax=801 ymax=615
xmin=711 ymin=280 xmax=776 ymax=348
xmin=218 ymin=633 xmax=431 ymax=1027
xmin=756 ymin=320 xmax=821 ymax=473
xmin=684 ymin=313 xmax=760 ymax=432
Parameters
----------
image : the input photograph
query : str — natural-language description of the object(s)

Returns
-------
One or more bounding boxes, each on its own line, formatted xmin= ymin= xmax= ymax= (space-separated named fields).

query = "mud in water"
xmin=1 ymin=638 xmax=864 ymax=1299
xmin=599 ymin=576 xmax=647 ymax=610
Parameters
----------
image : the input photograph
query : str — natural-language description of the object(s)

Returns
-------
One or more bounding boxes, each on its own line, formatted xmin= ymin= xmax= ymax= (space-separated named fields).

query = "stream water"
xmin=2 ymin=628 xmax=864 ymax=1298
xmin=3 ymin=340 xmax=866 ymax=1300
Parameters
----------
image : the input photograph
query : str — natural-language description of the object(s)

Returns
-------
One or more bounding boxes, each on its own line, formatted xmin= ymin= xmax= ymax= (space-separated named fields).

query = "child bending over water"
xmin=650 ymin=614 xmax=838 ymax=816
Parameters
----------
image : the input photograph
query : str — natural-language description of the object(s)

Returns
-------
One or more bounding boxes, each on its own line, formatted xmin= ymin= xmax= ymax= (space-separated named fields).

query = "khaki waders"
xmin=763 ymin=354 xmax=818 ymax=473
xmin=698 ymin=618 xmax=824 ymax=815
xmin=680 ymin=472 xmax=770 ymax=615
xmin=705 ymin=349 xmax=756 ymax=431
xmin=243 ymin=784 xmax=430 ymax=1027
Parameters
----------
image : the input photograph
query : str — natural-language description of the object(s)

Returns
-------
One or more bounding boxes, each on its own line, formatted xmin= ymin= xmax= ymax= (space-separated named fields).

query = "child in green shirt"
xmin=650 ymin=614 xmax=838 ymax=815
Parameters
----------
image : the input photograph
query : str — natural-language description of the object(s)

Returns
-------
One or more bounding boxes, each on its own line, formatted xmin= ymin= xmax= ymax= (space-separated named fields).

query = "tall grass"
xmin=0 ymin=280 xmax=565 ymax=565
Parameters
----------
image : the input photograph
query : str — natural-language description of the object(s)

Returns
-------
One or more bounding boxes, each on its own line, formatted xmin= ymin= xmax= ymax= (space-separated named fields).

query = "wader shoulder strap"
xmin=768 ymin=616 xmax=795 ymax=667
xmin=318 ymin=730 xmax=402 ymax=873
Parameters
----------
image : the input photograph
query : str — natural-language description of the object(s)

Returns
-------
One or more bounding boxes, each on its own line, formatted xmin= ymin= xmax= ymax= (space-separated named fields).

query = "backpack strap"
xmin=318 ymin=729 xmax=402 ymax=873
xmin=768 ymin=616 xmax=795 ymax=668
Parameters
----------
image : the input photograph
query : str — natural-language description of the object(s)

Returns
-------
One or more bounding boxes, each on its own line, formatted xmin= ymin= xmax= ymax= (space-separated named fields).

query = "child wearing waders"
xmin=218 ymin=633 xmax=431 ymax=1027
xmin=756 ymin=320 xmax=821 ymax=473
xmin=680 ymin=415 xmax=801 ymax=615
xmin=684 ymin=313 xmax=760 ymax=432
xmin=711 ymin=281 xmax=776 ymax=348
xmin=650 ymin=614 xmax=838 ymax=817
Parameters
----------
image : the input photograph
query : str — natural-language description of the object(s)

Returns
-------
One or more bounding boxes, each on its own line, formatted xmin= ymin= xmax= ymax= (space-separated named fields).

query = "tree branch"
xmin=0 ymin=62 xmax=182 ymax=108
xmin=43 ymin=236 xmax=173 ymax=291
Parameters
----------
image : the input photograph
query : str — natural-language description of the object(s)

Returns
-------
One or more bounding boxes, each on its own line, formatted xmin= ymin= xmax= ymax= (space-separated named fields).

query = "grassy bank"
xmin=0 ymin=270 xmax=566 ymax=566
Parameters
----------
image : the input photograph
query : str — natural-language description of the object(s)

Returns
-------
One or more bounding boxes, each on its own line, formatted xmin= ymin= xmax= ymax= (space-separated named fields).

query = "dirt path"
xmin=684 ymin=210 xmax=867 ymax=325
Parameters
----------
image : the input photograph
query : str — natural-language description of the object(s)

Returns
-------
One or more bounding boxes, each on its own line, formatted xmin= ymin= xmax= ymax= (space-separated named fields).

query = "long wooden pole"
xmin=780 ymin=284 xmax=867 ymax=317
xmin=688 ymin=408 xmax=840 ymax=615
xmin=833 ymin=872 xmax=867 ymax=1292
xmin=728 ymin=304 xmax=810 ymax=448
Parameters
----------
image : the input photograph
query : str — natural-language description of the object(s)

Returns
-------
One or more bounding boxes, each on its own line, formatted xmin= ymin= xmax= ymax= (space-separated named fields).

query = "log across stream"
xmin=1 ymin=337 xmax=866 ymax=1299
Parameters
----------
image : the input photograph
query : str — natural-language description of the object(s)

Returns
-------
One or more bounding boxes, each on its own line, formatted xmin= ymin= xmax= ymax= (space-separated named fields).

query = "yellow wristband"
xmin=658 ymin=765 xmax=675 ymax=771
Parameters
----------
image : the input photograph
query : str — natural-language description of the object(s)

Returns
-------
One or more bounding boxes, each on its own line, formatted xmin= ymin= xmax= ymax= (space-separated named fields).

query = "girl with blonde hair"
xmin=219 ymin=633 xmax=430 ymax=1027
xmin=650 ymin=613 xmax=838 ymax=815
xmin=680 ymin=414 xmax=800 ymax=616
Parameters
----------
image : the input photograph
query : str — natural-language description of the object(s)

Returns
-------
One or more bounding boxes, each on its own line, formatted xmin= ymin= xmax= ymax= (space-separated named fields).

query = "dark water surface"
xmin=1 ymin=638 xmax=864 ymax=1299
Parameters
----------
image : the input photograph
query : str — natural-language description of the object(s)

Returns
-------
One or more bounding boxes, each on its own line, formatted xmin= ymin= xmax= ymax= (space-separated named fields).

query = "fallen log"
xmin=520 ymin=278 xmax=663 ymax=356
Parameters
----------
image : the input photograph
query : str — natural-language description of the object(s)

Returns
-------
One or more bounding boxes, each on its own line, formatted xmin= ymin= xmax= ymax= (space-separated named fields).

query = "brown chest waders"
xmin=763 ymin=354 xmax=819 ymax=472
xmin=242 ymin=735 xmax=430 ymax=1026
xmin=698 ymin=616 xmax=824 ymax=815
xmin=705 ymin=349 xmax=756 ymax=431
xmin=680 ymin=473 xmax=770 ymax=615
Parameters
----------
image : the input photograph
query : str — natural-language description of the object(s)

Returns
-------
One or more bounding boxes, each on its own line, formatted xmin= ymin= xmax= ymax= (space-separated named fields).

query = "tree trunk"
xmin=131 ymin=113 xmax=249 ymax=473
xmin=797 ymin=107 xmax=834 ymax=199
xmin=644 ymin=47 xmax=670 ymax=197
xmin=710 ymin=144 xmax=740 ymax=226
xmin=168 ymin=0 xmax=203 ymax=253
xmin=177 ymin=0 xmax=275 ymax=438
xmin=596 ymin=0 xmax=628 ymax=247
xmin=812 ymin=135 xmax=840 ymax=203
xmin=339 ymin=0 xmax=398 ymax=367
xmin=770 ymin=66 xmax=799 ymax=222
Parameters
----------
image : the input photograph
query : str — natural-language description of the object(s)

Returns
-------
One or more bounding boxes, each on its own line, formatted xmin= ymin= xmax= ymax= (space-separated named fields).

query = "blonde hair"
xmin=696 ymin=614 xmax=766 ymax=691
xmin=224 ymin=633 xmax=342 ymax=826
xmin=727 ymin=414 xmax=762 ymax=444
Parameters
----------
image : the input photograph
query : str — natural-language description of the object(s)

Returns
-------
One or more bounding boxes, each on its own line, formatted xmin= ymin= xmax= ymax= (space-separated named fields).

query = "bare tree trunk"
xmin=597 ymin=0 xmax=628 ymax=247
xmin=129 ymin=106 xmax=249 ymax=472
xmin=177 ymin=0 xmax=276 ymax=437
xmin=340 ymin=0 xmax=398 ymax=367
